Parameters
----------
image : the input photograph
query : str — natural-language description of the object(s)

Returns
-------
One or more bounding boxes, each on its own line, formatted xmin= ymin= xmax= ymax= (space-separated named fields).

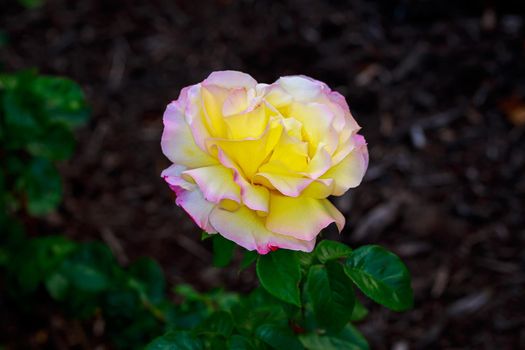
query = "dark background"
xmin=1 ymin=0 xmax=525 ymax=348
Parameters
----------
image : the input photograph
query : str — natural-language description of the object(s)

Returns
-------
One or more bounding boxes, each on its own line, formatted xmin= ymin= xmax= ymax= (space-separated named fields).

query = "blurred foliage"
xmin=0 ymin=69 xmax=412 ymax=349
xmin=0 ymin=69 xmax=89 ymax=216
xmin=16 ymin=0 xmax=45 ymax=9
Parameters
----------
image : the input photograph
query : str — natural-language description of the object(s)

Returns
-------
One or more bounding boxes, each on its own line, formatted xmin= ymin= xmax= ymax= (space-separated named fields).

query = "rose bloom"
xmin=161 ymin=71 xmax=368 ymax=254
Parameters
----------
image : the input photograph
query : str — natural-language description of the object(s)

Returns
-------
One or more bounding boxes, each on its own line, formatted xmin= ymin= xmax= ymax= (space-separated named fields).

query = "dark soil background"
xmin=1 ymin=0 xmax=525 ymax=349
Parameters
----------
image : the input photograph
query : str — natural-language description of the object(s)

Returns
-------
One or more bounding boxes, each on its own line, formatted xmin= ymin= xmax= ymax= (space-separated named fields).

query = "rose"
xmin=161 ymin=71 xmax=368 ymax=254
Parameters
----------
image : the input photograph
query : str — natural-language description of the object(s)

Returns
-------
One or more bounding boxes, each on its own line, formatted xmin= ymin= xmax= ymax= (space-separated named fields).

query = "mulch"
xmin=1 ymin=0 xmax=524 ymax=348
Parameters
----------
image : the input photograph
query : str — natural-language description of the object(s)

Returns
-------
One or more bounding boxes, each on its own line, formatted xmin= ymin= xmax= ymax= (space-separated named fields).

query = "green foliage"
xmin=17 ymin=0 xmax=45 ymax=9
xmin=256 ymin=249 xmax=302 ymax=306
xmin=0 ymin=69 xmax=89 ymax=216
xmin=212 ymin=235 xmax=236 ymax=267
xmin=18 ymin=157 xmax=62 ymax=215
xmin=349 ymin=298 xmax=369 ymax=322
xmin=344 ymin=245 xmax=413 ymax=311
xmin=145 ymin=241 xmax=413 ymax=349
xmin=256 ymin=324 xmax=304 ymax=350
xmin=240 ymin=250 xmax=258 ymax=270
xmin=314 ymin=240 xmax=352 ymax=263
xmin=146 ymin=331 xmax=203 ymax=350
xmin=299 ymin=324 xmax=369 ymax=350
xmin=306 ymin=262 xmax=355 ymax=332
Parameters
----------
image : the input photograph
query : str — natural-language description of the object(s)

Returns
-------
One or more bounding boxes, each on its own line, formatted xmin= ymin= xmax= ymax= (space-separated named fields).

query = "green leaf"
xmin=256 ymin=250 xmax=302 ymax=306
xmin=296 ymin=251 xmax=315 ymax=274
xmin=35 ymin=236 xmax=76 ymax=271
xmin=175 ymin=284 xmax=206 ymax=303
xmin=213 ymin=235 xmax=236 ymax=268
xmin=2 ymin=88 xmax=40 ymax=148
xmin=314 ymin=240 xmax=352 ymax=263
xmin=128 ymin=257 xmax=166 ymax=303
xmin=299 ymin=324 xmax=369 ymax=350
xmin=26 ymin=124 xmax=75 ymax=160
xmin=11 ymin=236 xmax=75 ymax=293
xmin=231 ymin=288 xmax=289 ymax=334
xmin=240 ymin=250 xmax=258 ymax=271
xmin=146 ymin=331 xmax=203 ymax=350
xmin=17 ymin=158 xmax=62 ymax=216
xmin=31 ymin=76 xmax=89 ymax=128
xmin=201 ymin=231 xmax=214 ymax=241
xmin=45 ymin=272 xmax=69 ymax=300
xmin=60 ymin=242 xmax=115 ymax=293
xmin=197 ymin=311 xmax=234 ymax=338
xmin=344 ymin=245 xmax=413 ymax=311
xmin=62 ymin=261 xmax=109 ymax=292
xmin=103 ymin=288 xmax=141 ymax=319
xmin=256 ymin=324 xmax=304 ymax=350
xmin=17 ymin=0 xmax=44 ymax=9
xmin=338 ymin=324 xmax=369 ymax=350
xmin=306 ymin=262 xmax=355 ymax=332
xmin=229 ymin=335 xmax=257 ymax=350
xmin=349 ymin=298 xmax=368 ymax=322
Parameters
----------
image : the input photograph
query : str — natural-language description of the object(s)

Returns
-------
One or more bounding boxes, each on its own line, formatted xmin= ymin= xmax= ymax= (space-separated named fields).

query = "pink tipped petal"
xmin=277 ymin=76 xmax=325 ymax=101
xmin=161 ymin=101 xmax=217 ymax=168
xmin=328 ymin=91 xmax=361 ymax=132
xmin=254 ymin=172 xmax=313 ymax=197
xmin=264 ymin=85 xmax=293 ymax=108
xmin=323 ymin=134 xmax=369 ymax=195
xmin=266 ymin=194 xmax=346 ymax=241
xmin=209 ymin=205 xmax=316 ymax=254
xmin=161 ymin=164 xmax=195 ymax=194
xmin=204 ymin=70 xmax=257 ymax=89
xmin=222 ymin=88 xmax=249 ymax=117
xmin=175 ymin=189 xmax=217 ymax=233
xmin=182 ymin=165 xmax=241 ymax=205
xmin=184 ymin=85 xmax=215 ymax=151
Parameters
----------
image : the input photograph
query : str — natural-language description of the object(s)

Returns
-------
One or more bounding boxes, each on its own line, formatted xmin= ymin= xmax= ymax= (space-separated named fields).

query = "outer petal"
xmin=264 ymin=85 xmax=293 ymax=108
xmin=323 ymin=134 xmax=369 ymax=196
xmin=182 ymin=165 xmax=241 ymax=205
xmin=277 ymin=76 xmax=325 ymax=102
xmin=266 ymin=194 xmax=345 ymax=241
xmin=161 ymin=164 xmax=194 ymax=195
xmin=204 ymin=70 xmax=257 ymax=89
xmin=222 ymin=88 xmax=249 ymax=116
xmin=209 ymin=205 xmax=316 ymax=254
xmin=327 ymin=91 xmax=360 ymax=132
xmin=185 ymin=84 xmax=214 ymax=151
xmin=161 ymin=100 xmax=217 ymax=168
xmin=175 ymin=189 xmax=217 ymax=233
xmin=253 ymin=172 xmax=312 ymax=197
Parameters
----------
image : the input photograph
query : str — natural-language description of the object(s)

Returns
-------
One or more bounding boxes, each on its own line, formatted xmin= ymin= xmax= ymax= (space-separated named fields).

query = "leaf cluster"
xmin=1 ymin=215 xmax=172 ymax=348
xmin=0 ymin=69 xmax=89 ymax=215
xmin=147 ymin=238 xmax=413 ymax=349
